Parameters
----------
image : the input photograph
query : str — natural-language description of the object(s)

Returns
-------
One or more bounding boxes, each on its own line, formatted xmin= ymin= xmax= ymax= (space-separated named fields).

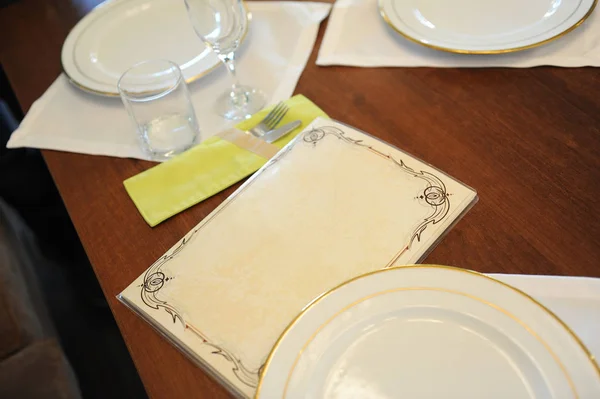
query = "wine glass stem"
xmin=219 ymin=51 xmax=247 ymax=107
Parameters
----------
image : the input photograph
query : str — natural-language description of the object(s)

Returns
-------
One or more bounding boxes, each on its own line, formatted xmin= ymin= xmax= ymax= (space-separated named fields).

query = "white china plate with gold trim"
xmin=61 ymin=0 xmax=221 ymax=96
xmin=257 ymin=266 xmax=600 ymax=399
xmin=379 ymin=0 xmax=597 ymax=54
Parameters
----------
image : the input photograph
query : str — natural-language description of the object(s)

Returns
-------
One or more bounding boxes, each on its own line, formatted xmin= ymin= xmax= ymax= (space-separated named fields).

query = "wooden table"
xmin=2 ymin=0 xmax=599 ymax=397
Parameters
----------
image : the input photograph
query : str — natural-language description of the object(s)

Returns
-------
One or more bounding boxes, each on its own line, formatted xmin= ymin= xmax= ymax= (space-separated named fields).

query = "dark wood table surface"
xmin=2 ymin=0 xmax=599 ymax=397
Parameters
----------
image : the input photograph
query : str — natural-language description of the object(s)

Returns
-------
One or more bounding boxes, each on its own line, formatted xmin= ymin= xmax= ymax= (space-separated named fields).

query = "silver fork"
xmin=248 ymin=102 xmax=289 ymax=138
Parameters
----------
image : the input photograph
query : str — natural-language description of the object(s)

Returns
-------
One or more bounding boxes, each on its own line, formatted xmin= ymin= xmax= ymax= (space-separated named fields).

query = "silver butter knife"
xmin=263 ymin=120 xmax=302 ymax=143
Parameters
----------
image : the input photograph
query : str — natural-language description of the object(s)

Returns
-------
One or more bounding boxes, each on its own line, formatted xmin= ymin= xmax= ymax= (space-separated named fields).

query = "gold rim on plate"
xmin=62 ymin=0 xmax=250 ymax=97
xmin=254 ymin=264 xmax=600 ymax=398
xmin=378 ymin=0 xmax=598 ymax=54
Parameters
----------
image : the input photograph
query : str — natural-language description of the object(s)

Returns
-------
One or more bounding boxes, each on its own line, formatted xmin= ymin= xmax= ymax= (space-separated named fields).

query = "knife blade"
xmin=262 ymin=120 xmax=302 ymax=143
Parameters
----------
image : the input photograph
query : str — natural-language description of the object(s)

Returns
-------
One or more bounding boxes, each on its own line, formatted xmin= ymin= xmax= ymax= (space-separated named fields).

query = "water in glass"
xmin=140 ymin=113 xmax=198 ymax=159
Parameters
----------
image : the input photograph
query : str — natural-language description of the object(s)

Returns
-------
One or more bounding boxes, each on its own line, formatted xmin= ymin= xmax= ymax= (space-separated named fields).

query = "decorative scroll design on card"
xmin=303 ymin=126 xmax=450 ymax=253
xmin=411 ymin=175 xmax=450 ymax=245
xmin=139 ymin=241 xmax=186 ymax=326
xmin=139 ymin=235 xmax=262 ymax=387
xmin=185 ymin=323 xmax=259 ymax=387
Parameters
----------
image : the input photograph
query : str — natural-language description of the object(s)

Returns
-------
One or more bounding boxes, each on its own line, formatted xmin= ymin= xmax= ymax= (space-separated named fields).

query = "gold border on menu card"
xmin=254 ymin=265 xmax=600 ymax=398
xmin=378 ymin=0 xmax=598 ymax=54
xmin=61 ymin=0 xmax=250 ymax=97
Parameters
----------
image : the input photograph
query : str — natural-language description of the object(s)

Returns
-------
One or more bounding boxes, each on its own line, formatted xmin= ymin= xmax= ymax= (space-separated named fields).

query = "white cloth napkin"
xmin=490 ymin=274 xmax=600 ymax=361
xmin=7 ymin=2 xmax=331 ymax=160
xmin=317 ymin=0 xmax=600 ymax=67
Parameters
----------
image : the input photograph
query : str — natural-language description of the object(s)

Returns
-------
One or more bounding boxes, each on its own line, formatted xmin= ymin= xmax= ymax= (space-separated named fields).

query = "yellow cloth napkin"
xmin=124 ymin=95 xmax=328 ymax=226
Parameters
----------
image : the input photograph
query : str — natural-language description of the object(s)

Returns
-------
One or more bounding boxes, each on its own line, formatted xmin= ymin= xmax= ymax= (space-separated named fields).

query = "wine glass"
xmin=184 ymin=0 xmax=266 ymax=120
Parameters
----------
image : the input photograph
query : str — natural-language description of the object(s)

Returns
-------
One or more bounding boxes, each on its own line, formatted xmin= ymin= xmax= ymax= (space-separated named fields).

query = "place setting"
xmin=318 ymin=0 xmax=600 ymax=67
xmin=3 ymin=0 xmax=600 ymax=398
xmin=8 ymin=0 xmax=331 ymax=159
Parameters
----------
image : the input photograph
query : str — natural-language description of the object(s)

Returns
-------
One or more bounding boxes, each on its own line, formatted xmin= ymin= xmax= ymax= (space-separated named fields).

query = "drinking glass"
xmin=118 ymin=60 xmax=199 ymax=161
xmin=184 ymin=0 xmax=266 ymax=120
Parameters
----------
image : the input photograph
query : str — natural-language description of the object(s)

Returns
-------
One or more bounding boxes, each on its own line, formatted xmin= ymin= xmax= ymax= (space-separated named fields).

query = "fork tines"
xmin=263 ymin=102 xmax=289 ymax=129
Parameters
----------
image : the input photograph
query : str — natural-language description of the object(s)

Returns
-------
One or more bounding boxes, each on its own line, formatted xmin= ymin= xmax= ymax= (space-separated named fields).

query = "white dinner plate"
xmin=61 ymin=0 xmax=223 ymax=96
xmin=256 ymin=265 xmax=600 ymax=399
xmin=379 ymin=0 xmax=597 ymax=54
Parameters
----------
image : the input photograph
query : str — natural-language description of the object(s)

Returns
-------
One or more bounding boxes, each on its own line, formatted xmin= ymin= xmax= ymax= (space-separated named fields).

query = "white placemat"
xmin=317 ymin=0 xmax=600 ymax=67
xmin=491 ymin=274 xmax=600 ymax=362
xmin=7 ymin=1 xmax=331 ymax=160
